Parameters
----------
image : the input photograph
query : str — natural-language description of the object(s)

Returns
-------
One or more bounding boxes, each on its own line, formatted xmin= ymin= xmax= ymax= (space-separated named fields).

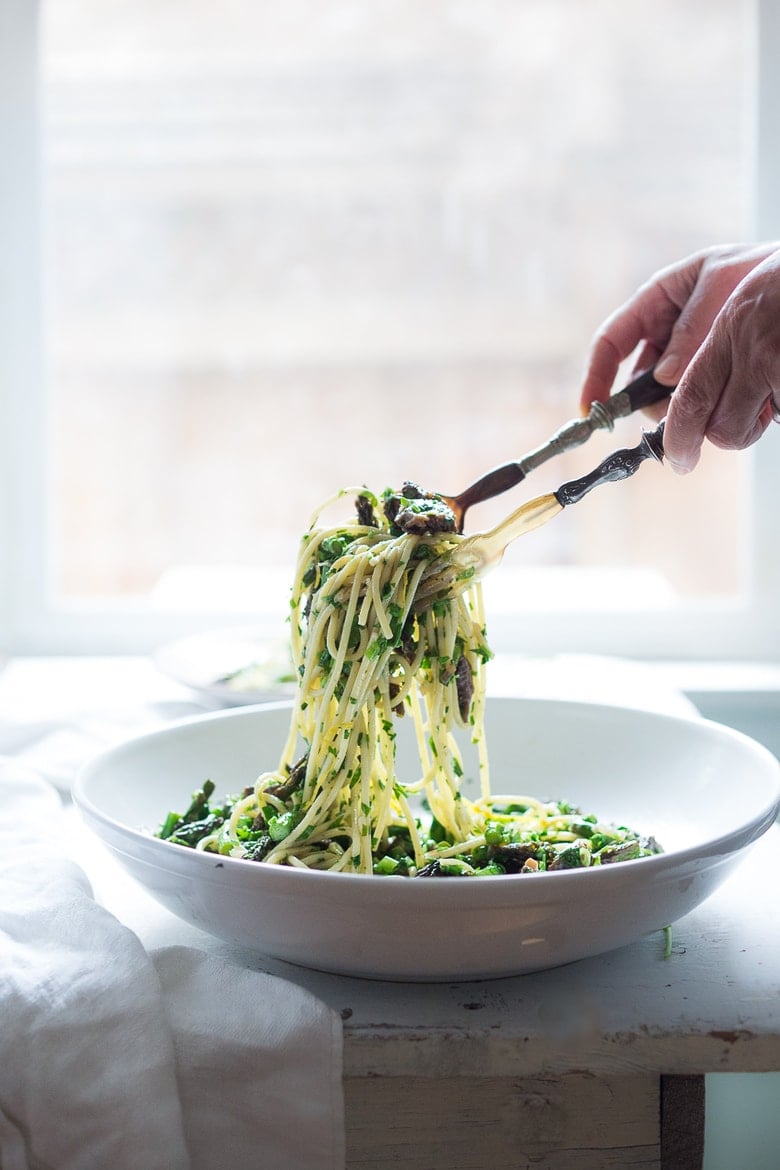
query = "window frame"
xmin=2 ymin=0 xmax=779 ymax=661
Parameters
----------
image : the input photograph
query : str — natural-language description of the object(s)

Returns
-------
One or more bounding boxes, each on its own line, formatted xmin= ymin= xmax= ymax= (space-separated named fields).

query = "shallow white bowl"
xmin=74 ymin=697 xmax=780 ymax=982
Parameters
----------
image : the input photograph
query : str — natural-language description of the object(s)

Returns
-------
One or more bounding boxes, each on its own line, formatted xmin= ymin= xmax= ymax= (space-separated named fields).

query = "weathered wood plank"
xmin=345 ymin=1072 xmax=661 ymax=1169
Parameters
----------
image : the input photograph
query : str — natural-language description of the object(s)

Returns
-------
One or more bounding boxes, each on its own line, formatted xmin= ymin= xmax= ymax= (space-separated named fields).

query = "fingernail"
xmin=667 ymin=457 xmax=693 ymax=476
xmin=654 ymin=354 xmax=680 ymax=382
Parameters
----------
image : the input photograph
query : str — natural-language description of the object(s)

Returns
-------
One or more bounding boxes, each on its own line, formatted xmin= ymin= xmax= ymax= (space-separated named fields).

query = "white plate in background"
xmin=154 ymin=627 xmax=296 ymax=707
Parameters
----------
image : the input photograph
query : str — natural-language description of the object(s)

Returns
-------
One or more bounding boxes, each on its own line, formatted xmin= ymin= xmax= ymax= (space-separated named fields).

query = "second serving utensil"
xmin=440 ymin=367 xmax=672 ymax=531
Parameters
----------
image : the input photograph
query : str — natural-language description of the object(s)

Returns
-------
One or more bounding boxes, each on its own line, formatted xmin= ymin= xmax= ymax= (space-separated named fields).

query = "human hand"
xmin=579 ymin=242 xmax=780 ymax=473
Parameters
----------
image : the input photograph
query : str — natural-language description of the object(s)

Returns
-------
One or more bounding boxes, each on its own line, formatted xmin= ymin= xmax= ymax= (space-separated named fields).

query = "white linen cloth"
xmin=0 ymin=763 xmax=191 ymax=1170
xmin=0 ymin=686 xmax=345 ymax=1170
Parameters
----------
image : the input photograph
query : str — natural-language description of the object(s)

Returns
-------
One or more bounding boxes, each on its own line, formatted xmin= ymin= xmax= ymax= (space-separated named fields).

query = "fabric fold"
xmin=0 ymin=761 xmax=191 ymax=1170
xmin=0 ymin=757 xmax=345 ymax=1170
xmin=154 ymin=946 xmax=345 ymax=1170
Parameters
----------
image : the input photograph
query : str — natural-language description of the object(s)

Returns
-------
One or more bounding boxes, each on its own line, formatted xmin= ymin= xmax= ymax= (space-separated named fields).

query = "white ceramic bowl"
xmin=74 ymin=697 xmax=780 ymax=982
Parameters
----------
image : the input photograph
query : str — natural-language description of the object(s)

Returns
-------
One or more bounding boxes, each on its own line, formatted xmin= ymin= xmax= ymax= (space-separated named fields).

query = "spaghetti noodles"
xmin=157 ymin=485 xmax=661 ymax=875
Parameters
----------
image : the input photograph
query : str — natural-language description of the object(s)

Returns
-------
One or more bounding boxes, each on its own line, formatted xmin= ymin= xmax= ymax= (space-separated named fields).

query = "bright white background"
xmin=1 ymin=0 xmax=780 ymax=662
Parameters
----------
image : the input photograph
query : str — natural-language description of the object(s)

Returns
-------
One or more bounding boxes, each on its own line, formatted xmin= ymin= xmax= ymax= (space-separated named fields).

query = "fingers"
xmin=666 ymin=370 xmax=774 ymax=474
xmin=579 ymin=282 xmax=685 ymax=410
xmin=662 ymin=345 xmax=730 ymax=473
xmin=579 ymin=250 xmax=715 ymax=410
xmin=651 ymin=273 xmax=734 ymax=386
xmin=652 ymin=247 xmax=780 ymax=389
xmin=579 ymin=243 xmax=780 ymax=413
xmin=662 ymin=260 xmax=780 ymax=471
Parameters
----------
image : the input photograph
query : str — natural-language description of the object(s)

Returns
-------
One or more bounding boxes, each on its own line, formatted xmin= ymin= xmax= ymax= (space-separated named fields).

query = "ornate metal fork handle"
xmin=555 ymin=421 xmax=666 ymax=507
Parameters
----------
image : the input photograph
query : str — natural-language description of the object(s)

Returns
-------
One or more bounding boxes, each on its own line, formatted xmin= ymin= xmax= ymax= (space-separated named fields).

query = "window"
xmin=2 ymin=0 xmax=779 ymax=660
